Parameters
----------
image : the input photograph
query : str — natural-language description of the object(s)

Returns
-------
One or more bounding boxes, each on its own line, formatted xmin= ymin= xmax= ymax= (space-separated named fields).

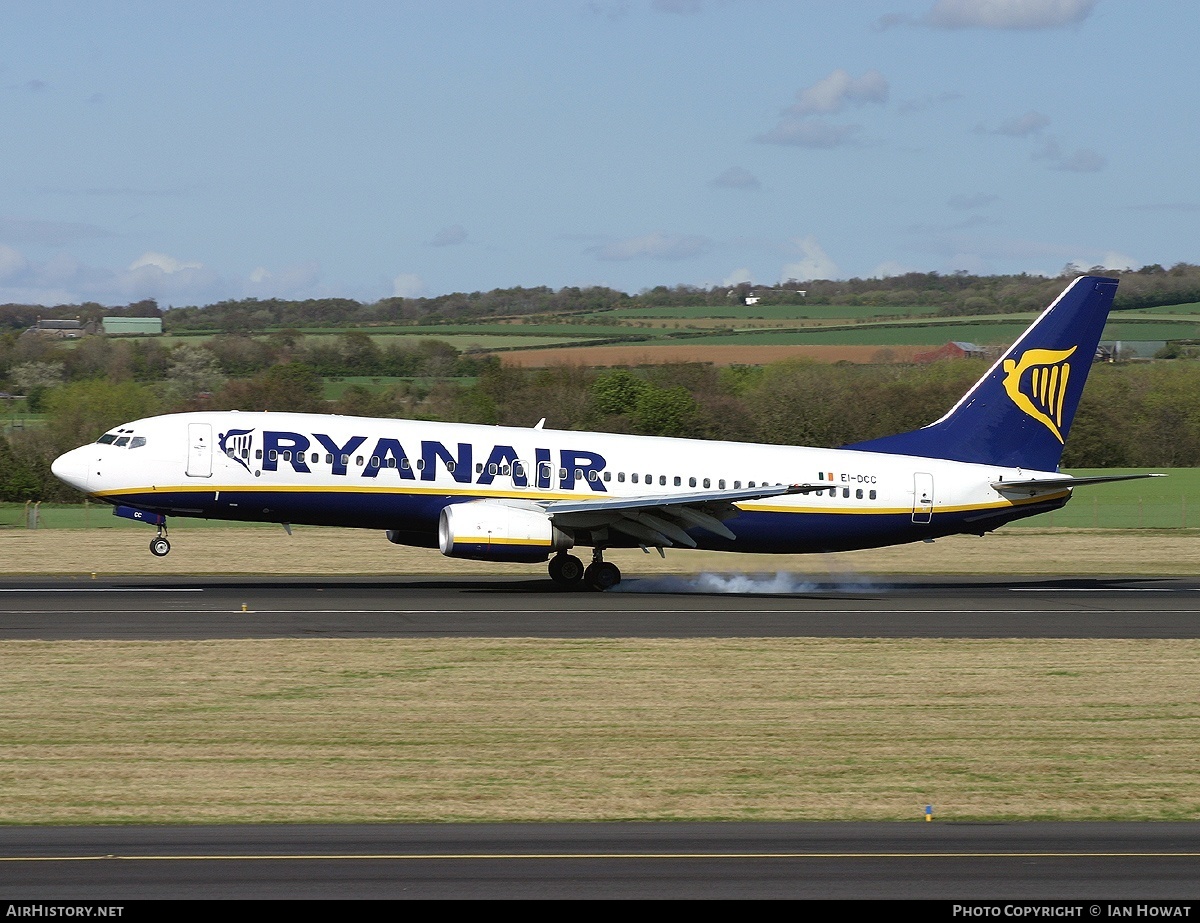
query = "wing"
xmin=541 ymin=483 xmax=826 ymax=548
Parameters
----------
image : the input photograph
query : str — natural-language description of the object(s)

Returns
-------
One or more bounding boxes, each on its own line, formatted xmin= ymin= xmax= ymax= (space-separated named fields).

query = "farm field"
xmin=139 ymin=298 xmax=1200 ymax=369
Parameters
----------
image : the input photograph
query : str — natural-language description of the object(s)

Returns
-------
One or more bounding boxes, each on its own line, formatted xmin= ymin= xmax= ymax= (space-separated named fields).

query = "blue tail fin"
xmin=846 ymin=275 xmax=1118 ymax=470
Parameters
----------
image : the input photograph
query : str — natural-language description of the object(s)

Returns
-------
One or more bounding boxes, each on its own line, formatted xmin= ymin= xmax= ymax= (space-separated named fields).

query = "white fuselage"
xmin=51 ymin=410 xmax=1069 ymax=557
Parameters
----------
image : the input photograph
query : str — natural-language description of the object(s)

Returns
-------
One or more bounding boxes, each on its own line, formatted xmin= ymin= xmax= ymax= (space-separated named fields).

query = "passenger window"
xmin=842 ymin=488 xmax=850 ymax=498
xmin=256 ymin=449 xmax=263 ymax=460
xmin=416 ymin=459 xmax=425 ymax=470
xmin=500 ymin=464 xmax=510 ymax=476
xmin=447 ymin=461 xmax=456 ymax=473
xmin=401 ymin=458 xmax=410 ymax=470
xmin=701 ymin=478 xmax=709 ymax=488
xmin=386 ymin=457 xmax=396 ymax=468
xmin=282 ymin=451 xmax=292 ymax=462
xmin=631 ymin=473 xmax=639 ymax=484
xmin=488 ymin=463 xmax=498 ymax=476
xmin=588 ymin=470 xmax=599 ymax=482
xmin=733 ymin=480 xmax=740 ymax=489
xmin=603 ymin=471 xmax=611 ymax=482
xmin=370 ymin=456 xmax=379 ymax=468
xmin=476 ymin=462 xmax=484 ymax=473
xmin=355 ymin=456 xmax=364 ymax=466
xmin=856 ymin=488 xmax=863 ymax=499
xmin=618 ymin=472 xmax=625 ymax=483
xmin=659 ymin=475 xmax=666 ymax=486
xmin=269 ymin=450 xmax=278 ymax=461
xmin=748 ymin=481 xmax=755 ymax=488
xmin=558 ymin=467 xmax=567 ymax=480
xmin=869 ymin=489 xmax=877 ymax=500
xmin=325 ymin=454 xmax=333 ymax=464
xmin=310 ymin=452 xmax=318 ymax=464
xmin=718 ymin=479 xmax=725 ymax=489
xmin=341 ymin=454 xmax=349 ymax=466
xmin=674 ymin=476 xmax=682 ymax=487
xmin=514 ymin=461 xmax=525 ymax=478
xmin=575 ymin=469 xmax=584 ymax=481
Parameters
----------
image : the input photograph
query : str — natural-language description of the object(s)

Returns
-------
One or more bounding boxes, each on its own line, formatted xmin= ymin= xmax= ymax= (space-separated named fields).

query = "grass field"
xmin=3 ymin=507 xmax=1199 ymax=825
xmin=2 ymin=637 xmax=1197 ymax=824
xmin=149 ymin=301 xmax=1200 ymax=367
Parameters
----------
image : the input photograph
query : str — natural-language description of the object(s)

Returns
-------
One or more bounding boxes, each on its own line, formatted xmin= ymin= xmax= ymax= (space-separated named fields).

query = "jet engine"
xmin=438 ymin=500 xmax=573 ymax=563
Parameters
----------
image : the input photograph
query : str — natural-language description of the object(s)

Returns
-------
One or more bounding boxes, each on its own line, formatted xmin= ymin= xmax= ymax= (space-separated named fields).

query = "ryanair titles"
xmin=223 ymin=428 xmax=609 ymax=493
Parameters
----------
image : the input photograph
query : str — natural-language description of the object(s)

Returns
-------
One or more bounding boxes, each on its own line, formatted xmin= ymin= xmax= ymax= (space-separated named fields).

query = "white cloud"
xmin=721 ymin=268 xmax=754 ymax=286
xmin=128 ymin=252 xmax=203 ymax=273
xmin=787 ymin=69 xmax=888 ymax=117
xmin=1033 ymin=138 xmax=1107 ymax=172
xmin=989 ymin=110 xmax=1051 ymax=136
xmin=757 ymin=69 xmax=886 ymax=149
xmin=429 ymin=224 xmax=468 ymax=247
xmin=392 ymin=273 xmax=426 ymax=298
xmin=871 ymin=260 xmax=917 ymax=278
xmin=244 ymin=262 xmax=321 ymax=298
xmin=0 ymin=244 xmax=28 ymax=281
xmin=1065 ymin=251 xmax=1135 ymax=271
xmin=711 ymin=166 xmax=760 ymax=189
xmin=923 ymin=0 xmax=1096 ymax=29
xmin=1054 ymin=148 xmax=1107 ymax=173
xmin=592 ymin=232 xmax=710 ymax=261
xmin=756 ymin=120 xmax=861 ymax=148
xmin=781 ymin=236 xmax=838 ymax=282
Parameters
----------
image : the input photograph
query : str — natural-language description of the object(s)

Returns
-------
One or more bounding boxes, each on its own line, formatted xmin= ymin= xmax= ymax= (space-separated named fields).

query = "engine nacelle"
xmin=438 ymin=500 xmax=573 ymax=563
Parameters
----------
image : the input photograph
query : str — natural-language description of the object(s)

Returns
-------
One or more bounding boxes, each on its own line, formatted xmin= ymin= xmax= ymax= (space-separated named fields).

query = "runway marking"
xmin=0 ymin=588 xmax=203 ymax=593
xmin=4 ymin=850 xmax=1200 ymax=862
xmin=1009 ymin=588 xmax=1172 ymax=593
xmin=5 ymin=608 xmax=1200 ymax=616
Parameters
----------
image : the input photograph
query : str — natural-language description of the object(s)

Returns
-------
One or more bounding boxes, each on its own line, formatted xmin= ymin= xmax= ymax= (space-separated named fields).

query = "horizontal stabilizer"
xmin=992 ymin=473 xmax=1165 ymax=492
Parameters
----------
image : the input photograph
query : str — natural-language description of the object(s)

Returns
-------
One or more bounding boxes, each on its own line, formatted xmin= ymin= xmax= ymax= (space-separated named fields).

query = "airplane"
xmin=50 ymin=275 xmax=1158 ymax=591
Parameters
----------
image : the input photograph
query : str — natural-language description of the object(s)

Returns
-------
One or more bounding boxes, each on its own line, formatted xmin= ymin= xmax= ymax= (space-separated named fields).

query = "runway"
xmin=1 ymin=573 xmax=1198 ymax=639
xmin=4 ymin=573 xmax=1198 ymax=900
xmin=2 ymin=821 xmax=1200 ymax=900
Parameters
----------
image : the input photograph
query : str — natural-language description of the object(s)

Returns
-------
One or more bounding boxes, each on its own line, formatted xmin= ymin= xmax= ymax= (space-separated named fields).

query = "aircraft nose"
xmin=51 ymin=446 xmax=91 ymax=492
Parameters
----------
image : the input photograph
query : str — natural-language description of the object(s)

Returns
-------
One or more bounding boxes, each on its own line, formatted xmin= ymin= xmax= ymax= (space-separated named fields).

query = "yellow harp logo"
xmin=1001 ymin=346 xmax=1077 ymax=443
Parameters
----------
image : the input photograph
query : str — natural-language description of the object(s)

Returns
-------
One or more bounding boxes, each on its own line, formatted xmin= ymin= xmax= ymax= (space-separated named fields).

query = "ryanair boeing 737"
xmin=51 ymin=275 xmax=1155 ymax=590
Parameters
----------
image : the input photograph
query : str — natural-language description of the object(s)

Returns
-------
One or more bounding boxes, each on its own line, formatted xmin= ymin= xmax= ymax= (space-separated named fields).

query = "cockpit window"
xmin=129 ymin=436 xmax=147 ymax=449
xmin=113 ymin=436 xmax=130 ymax=447
xmin=97 ymin=434 xmax=117 ymax=444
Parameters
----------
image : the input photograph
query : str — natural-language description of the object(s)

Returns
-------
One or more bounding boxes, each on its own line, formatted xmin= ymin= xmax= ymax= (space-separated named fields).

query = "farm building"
xmin=914 ymin=341 xmax=985 ymax=363
xmin=102 ymin=317 xmax=163 ymax=336
xmin=29 ymin=318 xmax=86 ymax=338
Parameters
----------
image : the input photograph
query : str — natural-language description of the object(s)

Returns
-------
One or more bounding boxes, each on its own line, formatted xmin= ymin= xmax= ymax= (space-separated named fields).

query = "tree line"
xmin=4 ymin=263 xmax=1200 ymax=334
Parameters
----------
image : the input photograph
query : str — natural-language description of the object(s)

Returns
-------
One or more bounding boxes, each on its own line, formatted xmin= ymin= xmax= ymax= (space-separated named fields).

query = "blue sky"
xmin=2 ymin=0 xmax=1198 ymax=306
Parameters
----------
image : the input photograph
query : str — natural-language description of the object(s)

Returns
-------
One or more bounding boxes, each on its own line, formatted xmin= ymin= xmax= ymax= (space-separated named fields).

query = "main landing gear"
xmin=149 ymin=524 xmax=171 ymax=557
xmin=548 ymin=549 xmax=621 ymax=591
